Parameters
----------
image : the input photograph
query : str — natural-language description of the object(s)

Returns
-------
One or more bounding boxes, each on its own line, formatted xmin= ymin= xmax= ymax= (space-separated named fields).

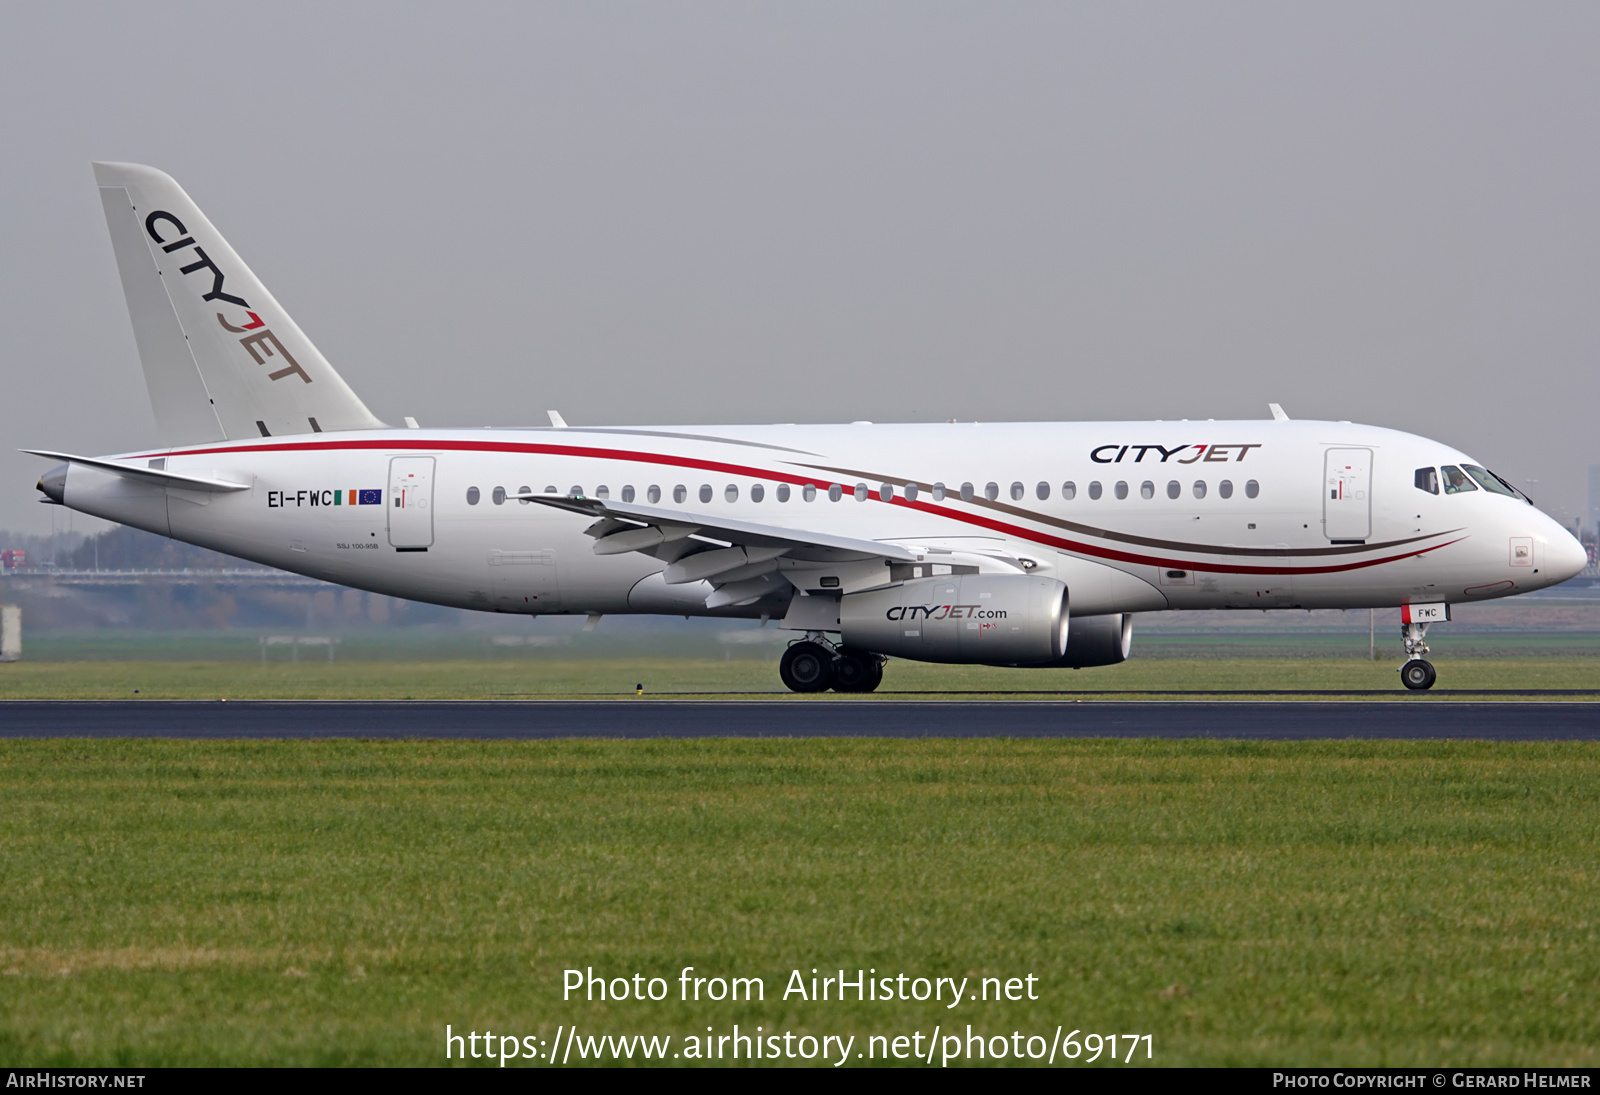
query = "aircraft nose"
xmin=1547 ymin=527 xmax=1589 ymax=583
xmin=36 ymin=463 xmax=67 ymax=504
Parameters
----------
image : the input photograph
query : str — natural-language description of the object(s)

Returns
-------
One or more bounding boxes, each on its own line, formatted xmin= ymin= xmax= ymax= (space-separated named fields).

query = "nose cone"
xmin=1546 ymin=527 xmax=1589 ymax=584
xmin=36 ymin=463 xmax=67 ymax=504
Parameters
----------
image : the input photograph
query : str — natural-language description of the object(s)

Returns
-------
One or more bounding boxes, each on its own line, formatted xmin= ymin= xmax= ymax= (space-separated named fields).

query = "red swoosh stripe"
xmin=151 ymin=437 xmax=1460 ymax=577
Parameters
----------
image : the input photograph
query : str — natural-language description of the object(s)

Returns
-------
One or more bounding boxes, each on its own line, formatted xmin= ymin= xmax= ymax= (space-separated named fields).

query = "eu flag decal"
xmin=358 ymin=489 xmax=382 ymax=505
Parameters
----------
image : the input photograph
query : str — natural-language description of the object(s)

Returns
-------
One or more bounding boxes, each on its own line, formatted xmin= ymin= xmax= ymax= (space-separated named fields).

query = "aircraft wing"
xmin=518 ymin=492 xmax=916 ymax=608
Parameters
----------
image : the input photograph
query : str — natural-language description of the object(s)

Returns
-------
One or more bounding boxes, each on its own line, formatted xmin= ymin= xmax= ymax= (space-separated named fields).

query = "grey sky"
xmin=3 ymin=2 xmax=1596 ymax=537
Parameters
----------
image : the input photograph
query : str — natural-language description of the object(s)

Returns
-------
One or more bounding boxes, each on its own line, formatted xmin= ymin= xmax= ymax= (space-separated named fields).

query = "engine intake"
xmin=840 ymin=574 xmax=1069 ymax=664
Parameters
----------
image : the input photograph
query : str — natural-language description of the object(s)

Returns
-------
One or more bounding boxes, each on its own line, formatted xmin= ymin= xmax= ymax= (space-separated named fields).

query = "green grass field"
xmin=1 ymin=738 xmax=1597 ymax=1066
xmin=0 ymin=656 xmax=1594 ymax=699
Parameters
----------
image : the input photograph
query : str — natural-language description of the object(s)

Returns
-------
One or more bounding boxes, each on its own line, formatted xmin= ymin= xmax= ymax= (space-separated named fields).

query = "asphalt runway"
xmin=1 ymin=700 xmax=1598 ymax=740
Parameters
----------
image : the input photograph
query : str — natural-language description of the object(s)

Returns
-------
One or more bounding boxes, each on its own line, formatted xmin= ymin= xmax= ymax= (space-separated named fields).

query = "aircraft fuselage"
xmin=48 ymin=418 xmax=1583 ymax=621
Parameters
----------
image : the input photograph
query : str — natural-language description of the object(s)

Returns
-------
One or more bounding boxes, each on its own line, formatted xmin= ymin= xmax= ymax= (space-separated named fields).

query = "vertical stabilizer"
xmin=93 ymin=162 xmax=386 ymax=443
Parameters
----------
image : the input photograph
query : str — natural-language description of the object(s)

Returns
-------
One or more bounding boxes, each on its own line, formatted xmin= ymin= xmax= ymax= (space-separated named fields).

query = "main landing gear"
xmin=779 ymin=635 xmax=885 ymax=693
xmin=1399 ymin=620 xmax=1437 ymax=691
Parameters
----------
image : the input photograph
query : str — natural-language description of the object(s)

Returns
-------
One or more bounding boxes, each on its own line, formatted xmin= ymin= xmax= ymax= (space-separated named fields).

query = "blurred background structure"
xmin=1 ymin=522 xmax=1593 ymax=664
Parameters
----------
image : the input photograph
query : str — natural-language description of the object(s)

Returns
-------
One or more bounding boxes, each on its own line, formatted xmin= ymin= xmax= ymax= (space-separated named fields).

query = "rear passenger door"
xmin=387 ymin=456 xmax=435 ymax=550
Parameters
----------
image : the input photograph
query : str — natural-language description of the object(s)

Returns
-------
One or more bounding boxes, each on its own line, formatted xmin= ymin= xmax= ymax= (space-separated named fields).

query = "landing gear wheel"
xmin=832 ymin=652 xmax=884 ymax=693
xmin=1400 ymin=659 xmax=1437 ymax=691
xmin=780 ymin=642 xmax=836 ymax=693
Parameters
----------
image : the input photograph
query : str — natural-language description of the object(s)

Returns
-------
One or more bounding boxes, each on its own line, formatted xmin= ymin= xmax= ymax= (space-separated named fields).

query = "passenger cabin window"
xmin=1192 ymin=480 xmax=1206 ymax=499
xmin=518 ymin=485 xmax=531 ymax=505
xmin=803 ymin=484 xmax=817 ymax=502
xmin=1114 ymin=481 xmax=1129 ymax=500
xmin=1414 ymin=468 xmax=1439 ymax=495
xmin=776 ymin=484 xmax=790 ymax=502
xmin=1036 ymin=482 xmax=1050 ymax=501
xmin=725 ymin=484 xmax=738 ymax=502
xmin=492 ymin=486 xmax=507 ymax=505
xmin=673 ymin=484 xmax=687 ymax=503
xmin=568 ymin=486 xmax=584 ymax=499
xmin=1062 ymin=481 xmax=1076 ymax=500
xmin=828 ymin=484 xmax=843 ymax=501
xmin=960 ymin=482 xmax=975 ymax=502
xmin=1245 ymin=480 xmax=1260 ymax=499
xmin=905 ymin=483 xmax=919 ymax=501
xmin=621 ymin=485 xmax=635 ymax=503
xmin=1010 ymin=482 xmax=1024 ymax=501
xmin=1088 ymin=481 xmax=1102 ymax=500
xmin=984 ymin=482 xmax=999 ymax=501
xmin=854 ymin=483 xmax=868 ymax=501
xmin=1140 ymin=481 xmax=1154 ymax=500
xmin=1462 ymin=464 xmax=1519 ymax=498
xmin=1219 ymin=480 xmax=1233 ymax=499
xmin=751 ymin=483 xmax=764 ymax=503
xmin=932 ymin=482 xmax=946 ymax=501
xmin=647 ymin=485 xmax=661 ymax=503
xmin=1441 ymin=465 xmax=1476 ymax=494
xmin=466 ymin=486 xmax=480 ymax=505
xmin=1167 ymin=480 xmax=1181 ymax=499
xmin=699 ymin=484 xmax=713 ymax=503
xmin=594 ymin=486 xmax=608 ymax=500
xmin=879 ymin=483 xmax=893 ymax=501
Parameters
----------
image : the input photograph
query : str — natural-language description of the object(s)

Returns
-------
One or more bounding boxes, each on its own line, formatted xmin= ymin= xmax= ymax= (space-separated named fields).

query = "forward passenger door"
xmin=1323 ymin=448 xmax=1372 ymax=542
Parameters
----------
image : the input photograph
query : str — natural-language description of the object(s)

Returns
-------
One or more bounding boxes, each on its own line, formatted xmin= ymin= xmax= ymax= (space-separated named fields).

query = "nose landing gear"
xmin=1400 ymin=619 xmax=1437 ymax=691
xmin=1400 ymin=658 xmax=1437 ymax=691
xmin=779 ymin=635 xmax=885 ymax=693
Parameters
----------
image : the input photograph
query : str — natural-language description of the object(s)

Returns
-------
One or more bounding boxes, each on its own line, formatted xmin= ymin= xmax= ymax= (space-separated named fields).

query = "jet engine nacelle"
xmin=840 ymin=574 xmax=1069 ymax=664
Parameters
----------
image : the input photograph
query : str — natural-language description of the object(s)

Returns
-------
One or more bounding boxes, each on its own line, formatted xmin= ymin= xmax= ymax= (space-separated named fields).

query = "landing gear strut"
xmin=779 ymin=635 xmax=885 ymax=694
xmin=1399 ymin=621 xmax=1436 ymax=691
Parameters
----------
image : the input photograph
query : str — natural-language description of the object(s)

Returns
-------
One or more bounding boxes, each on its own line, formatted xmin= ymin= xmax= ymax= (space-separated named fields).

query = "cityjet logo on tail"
xmin=143 ymin=211 xmax=312 ymax=385
xmin=886 ymin=605 xmax=1008 ymax=622
xmin=1090 ymin=443 xmax=1263 ymax=464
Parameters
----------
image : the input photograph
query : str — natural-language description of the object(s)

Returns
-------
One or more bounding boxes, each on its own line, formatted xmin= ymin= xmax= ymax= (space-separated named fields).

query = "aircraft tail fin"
xmin=93 ymin=162 xmax=386 ymax=445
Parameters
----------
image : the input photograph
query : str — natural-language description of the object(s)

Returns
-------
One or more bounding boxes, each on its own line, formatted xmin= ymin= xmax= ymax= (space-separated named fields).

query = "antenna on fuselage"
xmin=1268 ymin=403 xmax=1290 ymax=421
xmin=548 ymin=410 xmax=568 ymax=429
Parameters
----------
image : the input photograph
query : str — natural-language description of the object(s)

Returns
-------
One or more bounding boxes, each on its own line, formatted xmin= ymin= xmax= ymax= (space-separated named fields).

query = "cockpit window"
xmin=1488 ymin=469 xmax=1532 ymax=504
xmin=1462 ymin=464 xmax=1519 ymax=499
xmin=1441 ymin=465 xmax=1476 ymax=494
xmin=1414 ymin=467 xmax=1439 ymax=495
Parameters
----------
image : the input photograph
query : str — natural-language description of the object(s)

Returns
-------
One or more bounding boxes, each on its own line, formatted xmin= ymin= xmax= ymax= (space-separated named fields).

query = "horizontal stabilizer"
xmin=24 ymin=449 xmax=249 ymax=492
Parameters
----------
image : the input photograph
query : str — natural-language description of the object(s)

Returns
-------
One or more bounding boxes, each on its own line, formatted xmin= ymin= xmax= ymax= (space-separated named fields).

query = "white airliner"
xmin=29 ymin=164 xmax=1587 ymax=692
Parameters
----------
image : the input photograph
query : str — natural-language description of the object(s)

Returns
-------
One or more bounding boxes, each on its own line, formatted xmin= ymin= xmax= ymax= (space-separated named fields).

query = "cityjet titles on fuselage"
xmin=1089 ymin=443 xmax=1263 ymax=464
xmin=885 ymin=605 xmax=1009 ymax=622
